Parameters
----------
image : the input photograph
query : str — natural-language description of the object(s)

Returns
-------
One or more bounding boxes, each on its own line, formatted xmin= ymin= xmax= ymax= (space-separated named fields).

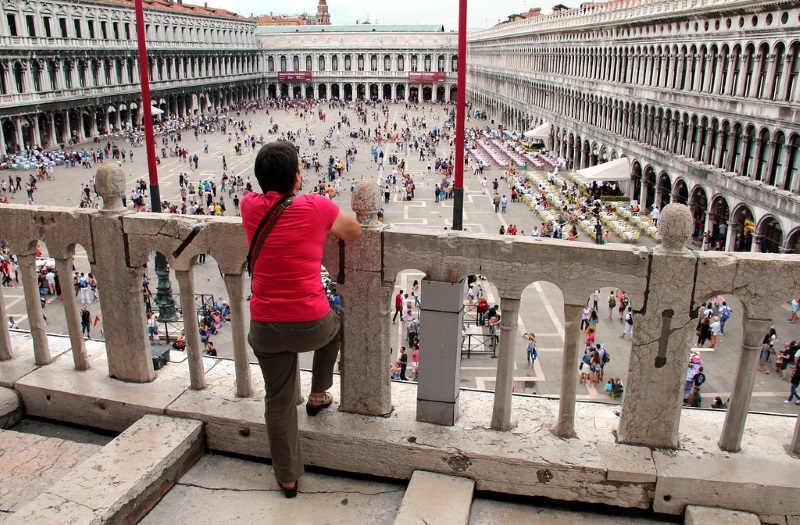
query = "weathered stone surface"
xmin=0 ymin=204 xmax=93 ymax=261
xmin=0 ymin=332 xmax=72 ymax=388
xmin=0 ymin=428 xmax=101 ymax=514
xmin=4 ymin=414 xmax=204 ymax=525
xmin=597 ymin=442 xmax=657 ymax=484
xmin=89 ymin=212 xmax=153 ymax=382
xmin=140 ymin=453 xmax=404 ymax=525
xmin=657 ymin=203 xmax=692 ymax=253
xmin=382 ymin=228 xmax=648 ymax=305
xmin=618 ymin=249 xmax=698 ymax=448
xmin=352 ymin=180 xmax=382 ymax=227
xmin=394 ymin=471 xmax=474 ymax=525
xmin=685 ymin=506 xmax=760 ymax=525
xmin=95 ymin=163 xmax=126 ymax=213
xmin=14 ymin=339 xmax=197 ymax=432
xmin=0 ymin=386 xmax=21 ymax=428
xmin=654 ymin=452 xmax=800 ymax=516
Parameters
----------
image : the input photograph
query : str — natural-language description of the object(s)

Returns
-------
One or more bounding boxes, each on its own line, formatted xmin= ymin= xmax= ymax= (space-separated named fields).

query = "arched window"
xmin=384 ymin=54 xmax=391 ymax=71
xmin=318 ymin=55 xmax=326 ymax=71
xmin=279 ymin=56 xmax=287 ymax=72
xmin=306 ymin=56 xmax=312 ymax=71
xmin=267 ymin=56 xmax=274 ymax=72
xmin=344 ymin=54 xmax=351 ymax=71
xmin=397 ymin=55 xmax=404 ymax=71
xmin=331 ymin=55 xmax=338 ymax=71
xmin=785 ymin=43 xmax=799 ymax=101
xmin=292 ymin=55 xmax=299 ymax=71
xmin=451 ymin=55 xmax=457 ymax=72
xmin=357 ymin=54 xmax=364 ymax=71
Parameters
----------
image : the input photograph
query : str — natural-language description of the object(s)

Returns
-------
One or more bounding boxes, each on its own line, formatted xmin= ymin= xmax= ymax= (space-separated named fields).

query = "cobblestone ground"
xmin=2 ymin=100 xmax=798 ymax=417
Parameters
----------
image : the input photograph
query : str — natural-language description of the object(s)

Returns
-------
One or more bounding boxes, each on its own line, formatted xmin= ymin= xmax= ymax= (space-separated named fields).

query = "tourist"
xmin=398 ymin=347 xmax=408 ymax=380
xmin=789 ymin=297 xmax=799 ymax=324
xmin=411 ymin=344 xmax=420 ymax=381
xmin=81 ymin=305 xmax=91 ymax=338
xmin=524 ymin=332 xmax=537 ymax=368
xmin=242 ymin=141 xmax=361 ymax=498
xmin=7 ymin=316 xmax=18 ymax=329
xmin=392 ymin=289 xmax=404 ymax=324
xmin=607 ymin=290 xmax=616 ymax=320
xmin=696 ymin=317 xmax=711 ymax=347
xmin=785 ymin=364 xmax=800 ymax=404
xmin=620 ymin=307 xmax=633 ymax=339
xmin=709 ymin=316 xmax=721 ymax=349
xmin=688 ymin=386 xmax=702 ymax=408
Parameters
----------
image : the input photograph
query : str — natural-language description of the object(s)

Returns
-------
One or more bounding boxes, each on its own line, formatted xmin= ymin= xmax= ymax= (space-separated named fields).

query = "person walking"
xmin=242 ymin=141 xmax=361 ymax=499
xmin=785 ymin=365 xmax=800 ymax=404
xmin=80 ymin=305 xmax=91 ymax=338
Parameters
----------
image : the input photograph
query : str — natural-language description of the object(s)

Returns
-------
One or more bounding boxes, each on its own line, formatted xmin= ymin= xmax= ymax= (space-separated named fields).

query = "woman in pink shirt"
xmin=242 ymin=142 xmax=361 ymax=498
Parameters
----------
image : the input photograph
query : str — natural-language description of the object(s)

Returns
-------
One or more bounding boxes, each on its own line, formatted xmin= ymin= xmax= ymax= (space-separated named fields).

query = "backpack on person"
xmin=720 ymin=306 xmax=730 ymax=320
xmin=602 ymin=350 xmax=610 ymax=363
xmin=693 ymin=372 xmax=706 ymax=386
xmin=609 ymin=296 xmax=616 ymax=308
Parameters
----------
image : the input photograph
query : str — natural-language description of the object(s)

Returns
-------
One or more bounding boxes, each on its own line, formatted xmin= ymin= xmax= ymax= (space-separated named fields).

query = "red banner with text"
xmin=408 ymin=72 xmax=446 ymax=83
xmin=278 ymin=71 xmax=313 ymax=82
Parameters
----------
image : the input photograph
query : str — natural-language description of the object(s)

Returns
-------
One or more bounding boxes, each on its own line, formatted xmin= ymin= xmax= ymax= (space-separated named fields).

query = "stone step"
xmin=0 ymin=427 xmax=102 ymax=515
xmin=393 ymin=470 xmax=475 ymax=525
xmin=685 ymin=506 xmax=761 ymax=525
xmin=138 ymin=452 xmax=406 ymax=524
xmin=3 ymin=414 xmax=204 ymax=524
xmin=0 ymin=386 xmax=22 ymax=429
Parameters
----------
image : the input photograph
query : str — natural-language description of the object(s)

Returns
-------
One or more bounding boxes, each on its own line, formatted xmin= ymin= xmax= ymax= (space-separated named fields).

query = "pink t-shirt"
xmin=241 ymin=192 xmax=339 ymax=322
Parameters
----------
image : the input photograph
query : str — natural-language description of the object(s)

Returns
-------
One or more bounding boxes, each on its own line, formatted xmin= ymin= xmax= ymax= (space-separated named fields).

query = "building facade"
xmin=0 ymin=0 xmax=263 ymax=152
xmin=468 ymin=0 xmax=800 ymax=253
xmin=256 ymin=25 xmax=458 ymax=102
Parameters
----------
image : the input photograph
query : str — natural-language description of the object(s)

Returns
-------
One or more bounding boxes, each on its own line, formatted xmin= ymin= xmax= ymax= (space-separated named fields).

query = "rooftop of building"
xmin=255 ymin=24 xmax=447 ymax=35
xmin=101 ymin=0 xmax=245 ymax=20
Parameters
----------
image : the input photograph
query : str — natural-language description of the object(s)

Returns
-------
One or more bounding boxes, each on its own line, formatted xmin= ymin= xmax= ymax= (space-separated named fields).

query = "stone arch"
xmin=756 ymin=215 xmax=784 ymax=253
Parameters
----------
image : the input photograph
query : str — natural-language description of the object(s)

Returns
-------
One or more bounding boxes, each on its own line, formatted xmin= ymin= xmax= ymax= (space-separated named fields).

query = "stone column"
xmin=92 ymin=163 xmax=154 ymax=382
xmin=174 ymin=269 xmax=205 ymax=390
xmin=14 ymin=118 xmax=24 ymax=152
xmin=19 ymin=254 xmax=51 ymax=365
xmin=47 ymin=114 xmax=57 ymax=149
xmin=556 ymin=304 xmax=584 ymax=438
xmin=791 ymin=416 xmax=800 ymax=456
xmin=725 ymin=223 xmax=740 ymax=252
xmin=32 ymin=117 xmax=41 ymax=149
xmin=55 ymin=257 xmax=88 ymax=370
xmin=640 ymin=182 xmax=649 ymax=209
xmin=618 ymin=204 xmax=695 ymax=448
xmin=718 ymin=316 xmax=772 ymax=452
xmin=223 ymin=273 xmax=251 ymax=398
xmin=0 ymin=287 xmax=14 ymax=360
xmin=417 ymin=278 xmax=467 ymax=426
xmin=491 ymin=297 xmax=520 ymax=431
xmin=339 ymin=181 xmax=391 ymax=416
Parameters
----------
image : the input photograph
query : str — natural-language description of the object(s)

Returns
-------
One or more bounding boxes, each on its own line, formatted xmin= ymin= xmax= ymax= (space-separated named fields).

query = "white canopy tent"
xmin=150 ymin=106 xmax=164 ymax=116
xmin=523 ymin=122 xmax=550 ymax=140
xmin=575 ymin=157 xmax=631 ymax=181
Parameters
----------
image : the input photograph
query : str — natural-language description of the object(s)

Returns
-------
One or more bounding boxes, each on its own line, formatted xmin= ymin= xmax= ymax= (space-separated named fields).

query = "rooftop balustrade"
xmin=1 ymin=163 xmax=799 ymax=516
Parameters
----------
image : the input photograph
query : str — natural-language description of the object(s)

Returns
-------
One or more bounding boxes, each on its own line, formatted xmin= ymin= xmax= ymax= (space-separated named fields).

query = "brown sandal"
xmin=306 ymin=392 xmax=333 ymax=416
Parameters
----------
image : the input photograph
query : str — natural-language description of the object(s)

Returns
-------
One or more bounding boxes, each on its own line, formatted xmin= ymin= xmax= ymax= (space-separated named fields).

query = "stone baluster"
xmin=618 ymin=204 xmax=695 ymax=448
xmin=93 ymin=163 xmax=153 ymax=382
xmin=339 ymin=181 xmax=392 ymax=416
xmin=718 ymin=316 xmax=772 ymax=452
xmin=223 ymin=273 xmax=251 ymax=398
xmin=491 ymin=296 xmax=520 ymax=431
xmin=19 ymin=253 xmax=51 ymax=365
xmin=174 ymin=269 xmax=205 ymax=390
xmin=55 ymin=257 xmax=88 ymax=370
xmin=0 ymin=287 xmax=13 ymax=360
xmin=556 ymin=304 xmax=584 ymax=438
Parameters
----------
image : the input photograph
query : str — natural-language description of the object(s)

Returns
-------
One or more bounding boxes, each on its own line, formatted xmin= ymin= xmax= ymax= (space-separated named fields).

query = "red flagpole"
xmin=134 ymin=0 xmax=161 ymax=212
xmin=452 ymin=0 xmax=467 ymax=230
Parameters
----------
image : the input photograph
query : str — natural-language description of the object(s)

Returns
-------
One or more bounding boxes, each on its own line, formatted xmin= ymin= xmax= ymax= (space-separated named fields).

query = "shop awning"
xmin=576 ymin=157 xmax=631 ymax=181
xmin=523 ymin=122 xmax=550 ymax=140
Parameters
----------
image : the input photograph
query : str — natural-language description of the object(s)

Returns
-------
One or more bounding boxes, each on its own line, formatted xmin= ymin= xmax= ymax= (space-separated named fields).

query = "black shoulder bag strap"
xmin=246 ymin=194 xmax=295 ymax=278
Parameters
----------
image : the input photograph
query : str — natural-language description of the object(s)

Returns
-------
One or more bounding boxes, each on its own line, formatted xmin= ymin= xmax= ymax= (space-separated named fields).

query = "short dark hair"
xmin=253 ymin=141 xmax=299 ymax=194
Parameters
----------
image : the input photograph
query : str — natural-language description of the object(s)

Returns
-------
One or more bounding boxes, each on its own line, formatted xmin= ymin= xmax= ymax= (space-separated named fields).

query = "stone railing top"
xmin=352 ymin=180 xmax=382 ymax=228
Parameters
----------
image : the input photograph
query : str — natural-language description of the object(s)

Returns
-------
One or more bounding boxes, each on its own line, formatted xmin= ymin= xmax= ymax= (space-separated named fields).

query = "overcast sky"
xmin=211 ymin=1 xmax=578 ymax=30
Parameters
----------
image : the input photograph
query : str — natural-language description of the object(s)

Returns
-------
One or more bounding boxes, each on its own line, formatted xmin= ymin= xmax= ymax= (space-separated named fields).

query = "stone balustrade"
xmin=0 ymin=163 xmax=799 ymax=456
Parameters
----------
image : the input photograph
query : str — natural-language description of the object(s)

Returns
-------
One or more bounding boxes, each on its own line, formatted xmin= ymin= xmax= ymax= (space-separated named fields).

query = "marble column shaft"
xmin=0 ymin=287 xmax=13 ymax=360
xmin=175 ymin=269 xmax=205 ymax=390
xmin=491 ymin=297 xmax=520 ymax=431
xmin=19 ymin=254 xmax=51 ymax=365
xmin=55 ymin=257 xmax=88 ymax=370
xmin=718 ymin=316 xmax=772 ymax=452
xmin=223 ymin=273 xmax=251 ymax=398
xmin=556 ymin=304 xmax=584 ymax=438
